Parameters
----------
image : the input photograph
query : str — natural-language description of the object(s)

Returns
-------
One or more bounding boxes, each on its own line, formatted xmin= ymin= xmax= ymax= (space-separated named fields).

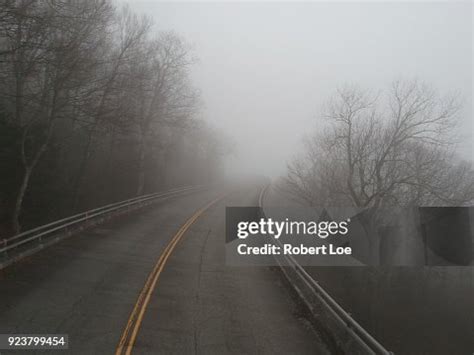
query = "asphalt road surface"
xmin=0 ymin=183 xmax=329 ymax=355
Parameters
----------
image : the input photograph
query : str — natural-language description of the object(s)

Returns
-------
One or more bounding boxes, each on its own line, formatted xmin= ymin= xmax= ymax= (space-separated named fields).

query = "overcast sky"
xmin=124 ymin=1 xmax=472 ymax=177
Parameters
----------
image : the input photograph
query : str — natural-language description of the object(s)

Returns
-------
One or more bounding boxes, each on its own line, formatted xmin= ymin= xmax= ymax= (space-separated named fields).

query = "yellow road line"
xmin=115 ymin=195 xmax=224 ymax=355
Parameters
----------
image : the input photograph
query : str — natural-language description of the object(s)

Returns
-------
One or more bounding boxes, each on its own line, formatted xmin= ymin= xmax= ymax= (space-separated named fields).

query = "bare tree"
xmin=0 ymin=0 xmax=113 ymax=233
xmin=129 ymin=32 xmax=197 ymax=195
xmin=285 ymin=79 xmax=474 ymax=262
xmin=0 ymin=1 xmax=221 ymax=235
xmin=69 ymin=5 xmax=151 ymax=210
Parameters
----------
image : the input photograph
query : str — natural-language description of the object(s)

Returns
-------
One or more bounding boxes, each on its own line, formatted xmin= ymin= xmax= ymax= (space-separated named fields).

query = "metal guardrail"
xmin=258 ymin=184 xmax=392 ymax=355
xmin=0 ymin=185 xmax=203 ymax=267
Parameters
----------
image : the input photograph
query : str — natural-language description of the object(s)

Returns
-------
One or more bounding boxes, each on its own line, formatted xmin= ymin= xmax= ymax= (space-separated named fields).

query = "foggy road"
xmin=0 ymin=184 xmax=328 ymax=355
xmin=1 ymin=2 xmax=472 ymax=355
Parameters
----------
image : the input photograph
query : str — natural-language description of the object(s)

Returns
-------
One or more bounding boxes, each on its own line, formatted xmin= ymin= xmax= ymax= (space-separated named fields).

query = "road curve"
xmin=0 ymin=182 xmax=329 ymax=355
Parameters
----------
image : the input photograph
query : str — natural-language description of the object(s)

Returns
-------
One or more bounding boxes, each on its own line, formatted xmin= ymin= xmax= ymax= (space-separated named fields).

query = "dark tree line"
xmin=0 ymin=0 xmax=228 ymax=236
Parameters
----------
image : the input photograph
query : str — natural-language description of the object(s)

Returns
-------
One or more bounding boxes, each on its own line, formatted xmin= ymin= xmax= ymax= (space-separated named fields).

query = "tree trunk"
xmin=10 ymin=166 xmax=32 ymax=235
xmin=136 ymin=130 xmax=146 ymax=196
xmin=10 ymin=104 xmax=56 ymax=234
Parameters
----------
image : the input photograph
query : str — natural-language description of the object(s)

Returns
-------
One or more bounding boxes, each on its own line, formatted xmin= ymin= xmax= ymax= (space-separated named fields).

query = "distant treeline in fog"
xmin=285 ymin=79 xmax=474 ymax=208
xmin=283 ymin=80 xmax=474 ymax=263
xmin=279 ymin=80 xmax=473 ymax=353
xmin=0 ymin=1 xmax=228 ymax=236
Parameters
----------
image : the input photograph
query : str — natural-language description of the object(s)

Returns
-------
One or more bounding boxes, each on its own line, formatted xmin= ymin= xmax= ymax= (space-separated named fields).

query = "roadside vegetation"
xmin=281 ymin=79 xmax=474 ymax=354
xmin=283 ymin=79 xmax=474 ymax=262
xmin=0 ymin=0 xmax=228 ymax=236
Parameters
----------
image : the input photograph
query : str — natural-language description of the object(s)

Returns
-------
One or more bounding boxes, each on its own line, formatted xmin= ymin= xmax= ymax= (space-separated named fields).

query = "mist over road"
xmin=0 ymin=183 xmax=328 ymax=355
xmin=0 ymin=2 xmax=472 ymax=354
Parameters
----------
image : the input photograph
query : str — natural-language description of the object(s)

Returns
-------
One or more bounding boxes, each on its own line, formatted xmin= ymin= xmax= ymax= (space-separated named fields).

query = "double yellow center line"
xmin=115 ymin=195 xmax=224 ymax=355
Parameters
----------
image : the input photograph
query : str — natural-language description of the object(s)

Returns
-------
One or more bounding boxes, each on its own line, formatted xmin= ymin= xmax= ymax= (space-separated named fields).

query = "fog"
xmin=125 ymin=1 xmax=472 ymax=178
